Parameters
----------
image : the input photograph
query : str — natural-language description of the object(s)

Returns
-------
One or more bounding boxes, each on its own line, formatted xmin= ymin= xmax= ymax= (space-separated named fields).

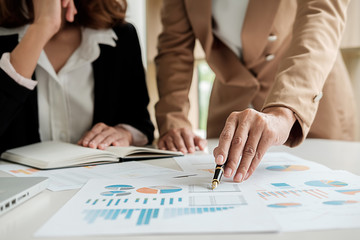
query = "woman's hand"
xmin=9 ymin=0 xmax=77 ymax=78
xmin=78 ymin=123 xmax=133 ymax=150
xmin=213 ymin=107 xmax=296 ymax=182
xmin=158 ymin=128 xmax=207 ymax=153
xmin=32 ymin=0 xmax=77 ymax=37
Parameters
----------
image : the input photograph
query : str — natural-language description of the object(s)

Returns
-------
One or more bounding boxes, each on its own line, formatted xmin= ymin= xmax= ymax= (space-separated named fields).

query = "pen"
xmin=211 ymin=164 xmax=224 ymax=190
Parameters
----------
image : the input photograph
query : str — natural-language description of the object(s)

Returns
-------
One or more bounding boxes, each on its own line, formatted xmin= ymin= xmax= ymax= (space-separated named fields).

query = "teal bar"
xmin=105 ymin=209 xmax=114 ymax=219
xmin=178 ymin=208 xmax=183 ymax=216
xmin=169 ymin=198 xmax=174 ymax=205
xmin=112 ymin=209 xmax=120 ymax=220
xmin=197 ymin=208 xmax=202 ymax=214
xmin=100 ymin=209 xmax=107 ymax=217
xmin=152 ymin=208 xmax=159 ymax=218
xmin=107 ymin=199 xmax=113 ymax=207
xmin=89 ymin=209 xmax=101 ymax=224
xmin=115 ymin=199 xmax=121 ymax=205
xmin=171 ymin=208 xmax=177 ymax=217
xmin=144 ymin=209 xmax=153 ymax=225
xmin=92 ymin=199 xmax=98 ymax=205
xmin=137 ymin=209 xmax=147 ymax=226
xmin=161 ymin=198 xmax=165 ymax=205
xmin=125 ymin=209 xmax=133 ymax=219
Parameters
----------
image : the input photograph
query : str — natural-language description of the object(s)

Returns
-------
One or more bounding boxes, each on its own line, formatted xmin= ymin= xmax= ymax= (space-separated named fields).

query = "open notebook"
xmin=0 ymin=141 xmax=183 ymax=169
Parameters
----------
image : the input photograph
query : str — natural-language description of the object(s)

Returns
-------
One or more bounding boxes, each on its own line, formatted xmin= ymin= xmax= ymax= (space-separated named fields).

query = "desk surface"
xmin=1 ymin=139 xmax=360 ymax=240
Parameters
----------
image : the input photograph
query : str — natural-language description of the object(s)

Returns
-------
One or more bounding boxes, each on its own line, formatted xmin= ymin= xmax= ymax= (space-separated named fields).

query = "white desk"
xmin=1 ymin=139 xmax=360 ymax=240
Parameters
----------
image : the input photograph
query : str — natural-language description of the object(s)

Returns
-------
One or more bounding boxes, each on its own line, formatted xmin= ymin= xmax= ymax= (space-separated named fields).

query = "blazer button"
xmin=265 ymin=54 xmax=275 ymax=61
xmin=313 ymin=92 xmax=323 ymax=103
xmin=268 ymin=35 xmax=278 ymax=42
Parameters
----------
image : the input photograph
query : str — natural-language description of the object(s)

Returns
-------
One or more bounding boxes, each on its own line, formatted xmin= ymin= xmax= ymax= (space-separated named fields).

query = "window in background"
xmin=197 ymin=60 xmax=215 ymax=133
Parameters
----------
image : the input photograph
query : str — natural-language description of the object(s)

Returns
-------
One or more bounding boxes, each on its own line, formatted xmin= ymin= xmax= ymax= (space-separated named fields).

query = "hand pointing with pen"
xmin=213 ymin=106 xmax=296 ymax=183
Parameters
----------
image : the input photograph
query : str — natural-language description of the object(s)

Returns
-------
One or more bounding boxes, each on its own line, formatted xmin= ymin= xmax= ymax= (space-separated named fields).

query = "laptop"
xmin=0 ymin=177 xmax=48 ymax=216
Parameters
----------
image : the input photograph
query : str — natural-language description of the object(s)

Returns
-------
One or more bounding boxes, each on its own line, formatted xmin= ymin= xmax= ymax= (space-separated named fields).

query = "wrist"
xmin=29 ymin=21 xmax=59 ymax=41
xmin=263 ymin=106 xmax=296 ymax=125
xmin=115 ymin=126 xmax=133 ymax=145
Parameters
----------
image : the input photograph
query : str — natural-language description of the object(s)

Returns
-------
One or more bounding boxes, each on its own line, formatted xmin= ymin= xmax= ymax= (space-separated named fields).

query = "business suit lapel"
xmin=242 ymin=0 xmax=281 ymax=67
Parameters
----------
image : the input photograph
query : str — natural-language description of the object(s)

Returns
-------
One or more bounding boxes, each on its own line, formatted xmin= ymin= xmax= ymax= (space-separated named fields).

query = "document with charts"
xmin=175 ymin=152 xmax=332 ymax=177
xmin=36 ymin=176 xmax=279 ymax=236
xmin=0 ymin=161 xmax=192 ymax=191
xmin=246 ymin=170 xmax=360 ymax=231
xmin=175 ymin=152 xmax=360 ymax=231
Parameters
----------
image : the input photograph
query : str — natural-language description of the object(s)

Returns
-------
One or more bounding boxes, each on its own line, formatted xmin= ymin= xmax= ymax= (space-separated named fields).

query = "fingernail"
xmin=189 ymin=147 xmax=195 ymax=153
xmin=180 ymin=148 xmax=187 ymax=153
xmin=234 ymin=173 xmax=243 ymax=182
xmin=224 ymin=167 xmax=232 ymax=177
xmin=216 ymin=155 xmax=224 ymax=164
xmin=244 ymin=172 xmax=250 ymax=181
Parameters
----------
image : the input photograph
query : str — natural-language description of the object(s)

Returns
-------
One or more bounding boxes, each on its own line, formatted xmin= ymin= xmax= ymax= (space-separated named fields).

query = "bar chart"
xmin=82 ymin=207 xmax=235 ymax=225
xmin=85 ymin=197 xmax=183 ymax=207
xmin=305 ymin=180 xmax=348 ymax=188
xmin=83 ymin=208 xmax=160 ymax=225
xmin=257 ymin=189 xmax=329 ymax=200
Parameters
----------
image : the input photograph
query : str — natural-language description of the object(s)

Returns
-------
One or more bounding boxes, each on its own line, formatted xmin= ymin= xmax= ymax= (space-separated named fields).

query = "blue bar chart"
xmin=83 ymin=207 xmax=235 ymax=225
xmin=85 ymin=197 xmax=183 ymax=207
xmin=83 ymin=208 xmax=160 ymax=225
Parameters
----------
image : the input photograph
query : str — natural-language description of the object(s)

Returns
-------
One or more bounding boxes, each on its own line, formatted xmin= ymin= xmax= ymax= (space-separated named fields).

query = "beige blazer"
xmin=155 ymin=0 xmax=358 ymax=146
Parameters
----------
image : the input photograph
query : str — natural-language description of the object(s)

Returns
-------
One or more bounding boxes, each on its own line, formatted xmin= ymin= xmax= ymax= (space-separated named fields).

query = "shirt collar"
xmin=0 ymin=25 xmax=28 ymax=41
xmin=79 ymin=27 xmax=118 ymax=60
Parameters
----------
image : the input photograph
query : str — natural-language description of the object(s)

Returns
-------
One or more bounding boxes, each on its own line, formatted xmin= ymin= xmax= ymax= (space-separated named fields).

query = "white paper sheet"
xmin=246 ymin=170 xmax=360 ymax=231
xmin=35 ymin=177 xmax=279 ymax=236
xmin=175 ymin=152 xmax=360 ymax=231
xmin=0 ymin=161 xmax=193 ymax=191
xmin=175 ymin=152 xmax=331 ymax=177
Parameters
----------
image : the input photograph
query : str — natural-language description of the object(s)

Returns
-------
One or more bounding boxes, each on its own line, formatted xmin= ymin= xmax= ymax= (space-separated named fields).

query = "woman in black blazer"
xmin=0 ymin=0 xmax=154 ymax=154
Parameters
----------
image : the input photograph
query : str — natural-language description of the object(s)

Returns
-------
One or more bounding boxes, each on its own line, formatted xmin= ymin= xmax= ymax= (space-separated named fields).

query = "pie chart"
xmin=335 ymin=189 xmax=360 ymax=195
xmin=105 ymin=184 xmax=134 ymax=190
xmin=136 ymin=186 xmax=182 ymax=194
xmin=100 ymin=191 xmax=131 ymax=196
xmin=266 ymin=165 xmax=309 ymax=171
xmin=267 ymin=203 xmax=302 ymax=208
xmin=304 ymin=180 xmax=348 ymax=187
xmin=323 ymin=200 xmax=358 ymax=205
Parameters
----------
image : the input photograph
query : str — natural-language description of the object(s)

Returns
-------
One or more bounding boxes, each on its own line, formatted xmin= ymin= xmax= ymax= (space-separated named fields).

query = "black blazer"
xmin=0 ymin=23 xmax=154 ymax=154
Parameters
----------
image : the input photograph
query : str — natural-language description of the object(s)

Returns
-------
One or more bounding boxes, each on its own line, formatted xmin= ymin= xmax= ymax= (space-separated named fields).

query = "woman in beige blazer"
xmin=155 ymin=0 xmax=357 ymax=182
